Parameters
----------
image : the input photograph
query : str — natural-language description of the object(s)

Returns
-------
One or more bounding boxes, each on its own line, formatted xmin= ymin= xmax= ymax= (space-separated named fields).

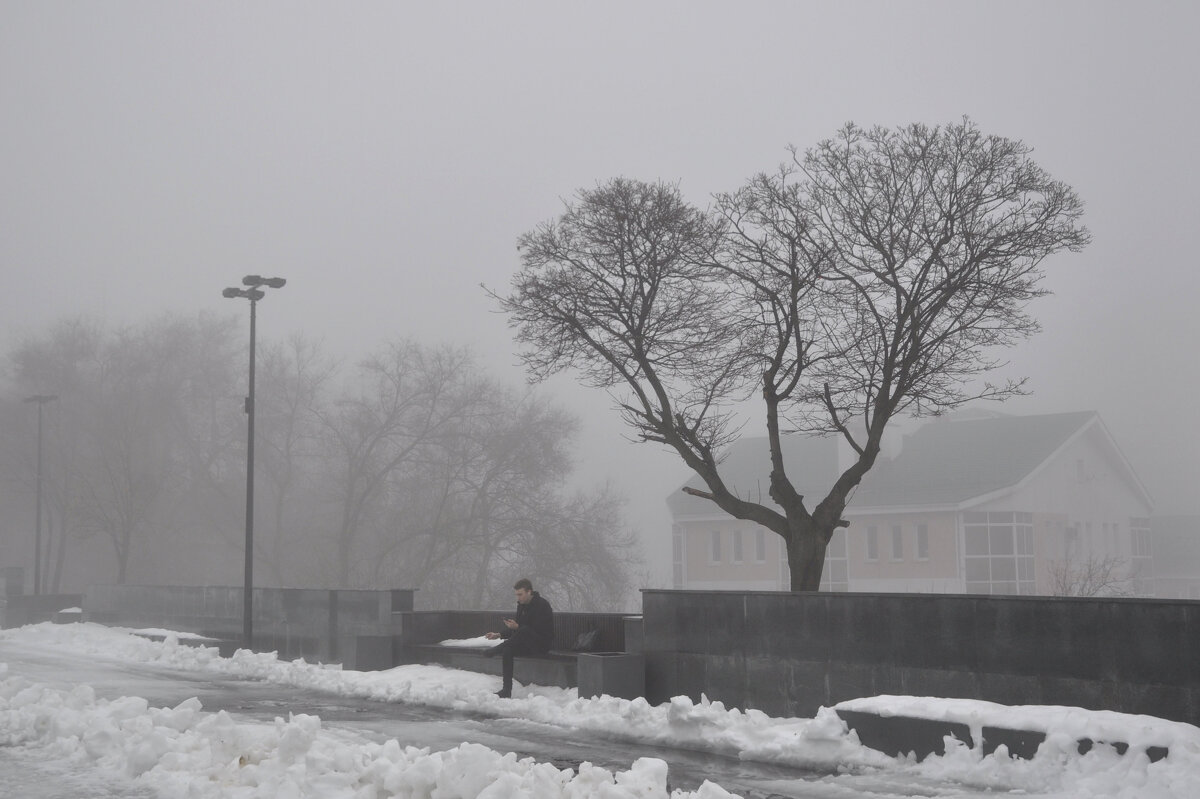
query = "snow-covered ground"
xmin=2 ymin=622 xmax=1198 ymax=798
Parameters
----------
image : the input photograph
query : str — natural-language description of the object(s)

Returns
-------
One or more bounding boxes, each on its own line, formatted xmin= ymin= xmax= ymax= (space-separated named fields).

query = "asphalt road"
xmin=1 ymin=640 xmax=996 ymax=798
xmin=0 ymin=640 xmax=843 ymax=798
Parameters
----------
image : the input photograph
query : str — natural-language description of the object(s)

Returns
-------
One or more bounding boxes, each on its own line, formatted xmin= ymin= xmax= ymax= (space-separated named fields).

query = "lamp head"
xmin=223 ymin=287 xmax=265 ymax=301
xmin=243 ymin=275 xmax=286 ymax=289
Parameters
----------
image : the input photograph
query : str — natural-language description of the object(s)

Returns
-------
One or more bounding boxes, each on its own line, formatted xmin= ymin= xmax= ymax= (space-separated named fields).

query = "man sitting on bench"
xmin=485 ymin=577 xmax=555 ymax=698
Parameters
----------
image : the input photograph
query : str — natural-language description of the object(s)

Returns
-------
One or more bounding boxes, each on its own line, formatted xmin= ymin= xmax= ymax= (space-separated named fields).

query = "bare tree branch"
xmin=496 ymin=119 xmax=1089 ymax=590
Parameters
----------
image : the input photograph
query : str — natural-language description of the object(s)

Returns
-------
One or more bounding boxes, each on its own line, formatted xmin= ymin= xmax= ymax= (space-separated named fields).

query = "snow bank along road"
xmin=2 ymin=622 xmax=1199 ymax=798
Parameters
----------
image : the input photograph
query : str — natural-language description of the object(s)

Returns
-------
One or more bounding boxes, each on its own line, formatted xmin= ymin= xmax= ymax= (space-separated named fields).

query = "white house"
xmin=668 ymin=410 xmax=1155 ymax=596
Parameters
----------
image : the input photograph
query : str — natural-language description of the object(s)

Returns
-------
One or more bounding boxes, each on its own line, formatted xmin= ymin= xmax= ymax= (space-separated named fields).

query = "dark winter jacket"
xmin=503 ymin=591 xmax=554 ymax=650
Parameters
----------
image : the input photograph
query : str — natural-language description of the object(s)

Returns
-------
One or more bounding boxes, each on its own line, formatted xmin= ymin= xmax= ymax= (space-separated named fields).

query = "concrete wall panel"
xmin=642 ymin=590 xmax=1200 ymax=726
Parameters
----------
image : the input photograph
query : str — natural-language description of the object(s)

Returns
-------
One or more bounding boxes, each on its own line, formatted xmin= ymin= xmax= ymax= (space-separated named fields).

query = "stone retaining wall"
xmin=81 ymin=585 xmax=414 ymax=661
xmin=641 ymin=589 xmax=1200 ymax=727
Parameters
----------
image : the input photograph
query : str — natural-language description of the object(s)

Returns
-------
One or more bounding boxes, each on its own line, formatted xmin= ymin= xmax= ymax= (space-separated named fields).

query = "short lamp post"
xmin=22 ymin=394 xmax=57 ymax=595
xmin=223 ymin=275 xmax=285 ymax=651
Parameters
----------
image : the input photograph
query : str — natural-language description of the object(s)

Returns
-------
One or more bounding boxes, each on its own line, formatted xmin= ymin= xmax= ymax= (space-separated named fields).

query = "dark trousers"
xmin=492 ymin=628 xmax=550 ymax=691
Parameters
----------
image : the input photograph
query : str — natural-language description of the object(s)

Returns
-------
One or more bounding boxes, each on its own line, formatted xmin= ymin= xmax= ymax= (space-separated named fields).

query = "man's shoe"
xmin=495 ymin=688 xmax=511 ymax=699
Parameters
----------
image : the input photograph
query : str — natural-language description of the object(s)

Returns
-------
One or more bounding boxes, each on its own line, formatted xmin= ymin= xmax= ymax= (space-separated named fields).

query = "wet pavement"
xmin=1 ymin=642 xmax=982 ymax=798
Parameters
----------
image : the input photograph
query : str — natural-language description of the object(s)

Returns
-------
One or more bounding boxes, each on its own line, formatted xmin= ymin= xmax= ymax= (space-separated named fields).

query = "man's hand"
xmin=503 ymin=618 xmax=518 ymax=630
xmin=485 ymin=631 xmax=500 ymax=640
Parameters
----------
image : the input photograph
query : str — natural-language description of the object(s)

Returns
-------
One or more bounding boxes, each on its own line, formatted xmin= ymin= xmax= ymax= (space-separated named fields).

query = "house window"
xmin=891 ymin=525 xmax=904 ymax=560
xmin=964 ymin=511 xmax=1035 ymax=595
xmin=1065 ymin=524 xmax=1081 ymax=558
xmin=1130 ymin=518 xmax=1153 ymax=596
xmin=733 ymin=530 xmax=744 ymax=563
xmin=710 ymin=530 xmax=721 ymax=564
xmin=916 ymin=524 xmax=929 ymax=560
xmin=754 ymin=529 xmax=766 ymax=563
xmin=1105 ymin=521 xmax=1121 ymax=556
xmin=820 ymin=529 xmax=849 ymax=591
xmin=866 ymin=526 xmax=879 ymax=561
xmin=672 ymin=525 xmax=685 ymax=588
xmin=1131 ymin=521 xmax=1152 ymax=557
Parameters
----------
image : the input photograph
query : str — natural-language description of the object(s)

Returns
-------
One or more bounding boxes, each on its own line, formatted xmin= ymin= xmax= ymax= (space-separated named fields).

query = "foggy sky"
xmin=3 ymin=1 xmax=1198 ymax=584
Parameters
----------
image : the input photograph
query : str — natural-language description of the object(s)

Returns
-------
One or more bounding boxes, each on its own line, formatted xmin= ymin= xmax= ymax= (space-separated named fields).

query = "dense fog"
xmin=0 ymin=320 xmax=640 ymax=607
xmin=2 ymin=3 xmax=1197 ymax=594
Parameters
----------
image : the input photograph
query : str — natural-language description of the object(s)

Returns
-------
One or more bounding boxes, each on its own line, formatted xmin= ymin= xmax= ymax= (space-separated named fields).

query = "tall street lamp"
xmin=23 ymin=394 xmax=57 ymax=595
xmin=223 ymin=275 xmax=285 ymax=650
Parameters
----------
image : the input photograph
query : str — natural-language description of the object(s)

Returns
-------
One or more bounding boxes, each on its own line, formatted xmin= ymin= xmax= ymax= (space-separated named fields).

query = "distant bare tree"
xmin=5 ymin=319 xmax=643 ymax=601
xmin=8 ymin=314 xmax=242 ymax=584
xmin=515 ymin=484 xmax=640 ymax=611
xmin=364 ymin=384 xmax=640 ymax=610
xmin=317 ymin=341 xmax=484 ymax=587
xmin=498 ymin=119 xmax=1090 ymax=590
xmin=254 ymin=335 xmax=336 ymax=585
xmin=396 ymin=388 xmax=579 ymax=608
xmin=1048 ymin=554 xmax=1134 ymax=597
xmin=3 ymin=317 xmax=100 ymax=591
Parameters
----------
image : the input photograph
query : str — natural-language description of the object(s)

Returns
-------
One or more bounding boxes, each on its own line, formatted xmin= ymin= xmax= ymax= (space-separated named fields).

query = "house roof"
xmin=852 ymin=410 xmax=1099 ymax=508
xmin=666 ymin=410 xmax=1136 ymax=517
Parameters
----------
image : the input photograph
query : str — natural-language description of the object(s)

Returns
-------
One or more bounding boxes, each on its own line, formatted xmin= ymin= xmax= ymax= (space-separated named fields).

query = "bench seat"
xmin=406 ymin=642 xmax=577 ymax=688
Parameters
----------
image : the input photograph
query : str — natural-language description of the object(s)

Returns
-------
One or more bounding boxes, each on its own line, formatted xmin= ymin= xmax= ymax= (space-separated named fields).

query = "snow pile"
xmin=837 ymin=694 xmax=1196 ymax=755
xmin=437 ymin=635 xmax=501 ymax=648
xmin=835 ymin=695 xmax=1200 ymax=798
xmin=3 ymin=621 xmax=1200 ymax=798
xmin=0 ymin=673 xmax=733 ymax=798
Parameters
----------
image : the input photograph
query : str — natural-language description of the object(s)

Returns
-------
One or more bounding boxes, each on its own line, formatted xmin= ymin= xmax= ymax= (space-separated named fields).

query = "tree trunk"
xmin=115 ymin=535 xmax=129 ymax=584
xmin=470 ymin=538 xmax=494 ymax=610
xmin=50 ymin=513 xmax=68 ymax=594
xmin=785 ymin=517 xmax=831 ymax=591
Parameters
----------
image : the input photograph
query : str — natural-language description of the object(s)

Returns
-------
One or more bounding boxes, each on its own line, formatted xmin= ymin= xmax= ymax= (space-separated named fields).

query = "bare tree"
xmin=514 ymin=483 xmax=641 ymax=611
xmin=316 ymin=340 xmax=485 ymax=587
xmin=74 ymin=316 xmax=241 ymax=583
xmin=1048 ymin=554 xmax=1134 ymax=597
xmin=6 ymin=314 xmax=244 ymax=585
xmin=498 ymin=119 xmax=1089 ymax=590
xmin=363 ymin=384 xmax=639 ymax=610
xmin=6 ymin=320 xmax=643 ymax=600
xmin=253 ymin=335 xmax=336 ymax=586
xmin=3 ymin=318 xmax=99 ymax=591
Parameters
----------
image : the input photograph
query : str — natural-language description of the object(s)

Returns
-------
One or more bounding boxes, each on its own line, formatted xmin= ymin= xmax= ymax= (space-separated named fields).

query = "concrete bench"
xmin=408 ymin=642 xmax=577 ymax=688
xmin=406 ymin=643 xmax=646 ymax=699
xmin=375 ymin=613 xmax=646 ymax=697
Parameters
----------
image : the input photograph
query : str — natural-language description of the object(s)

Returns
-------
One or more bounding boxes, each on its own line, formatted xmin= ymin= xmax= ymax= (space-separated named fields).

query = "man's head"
xmin=513 ymin=577 xmax=534 ymax=604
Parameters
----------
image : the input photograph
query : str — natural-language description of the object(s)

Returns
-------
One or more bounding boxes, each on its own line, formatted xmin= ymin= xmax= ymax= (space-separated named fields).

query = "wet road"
xmin=0 ymin=642 xmax=982 ymax=798
xmin=0 ymin=641 xmax=830 ymax=798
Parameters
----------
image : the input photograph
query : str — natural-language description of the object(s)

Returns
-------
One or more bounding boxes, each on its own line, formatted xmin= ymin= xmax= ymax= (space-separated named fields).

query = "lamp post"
xmin=223 ymin=275 xmax=285 ymax=650
xmin=22 ymin=394 xmax=57 ymax=595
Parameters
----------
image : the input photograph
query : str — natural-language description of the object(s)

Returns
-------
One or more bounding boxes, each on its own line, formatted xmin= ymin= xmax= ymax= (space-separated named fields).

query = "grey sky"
xmin=3 ymin=1 xmax=1198 ymax=582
